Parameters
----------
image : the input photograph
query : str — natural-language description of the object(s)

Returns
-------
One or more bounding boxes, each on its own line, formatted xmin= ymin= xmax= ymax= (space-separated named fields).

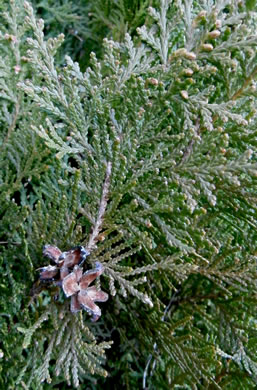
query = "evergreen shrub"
xmin=0 ymin=0 xmax=257 ymax=388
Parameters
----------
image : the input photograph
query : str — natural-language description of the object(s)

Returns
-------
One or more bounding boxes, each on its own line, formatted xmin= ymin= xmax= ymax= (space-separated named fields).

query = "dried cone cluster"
xmin=38 ymin=245 xmax=108 ymax=321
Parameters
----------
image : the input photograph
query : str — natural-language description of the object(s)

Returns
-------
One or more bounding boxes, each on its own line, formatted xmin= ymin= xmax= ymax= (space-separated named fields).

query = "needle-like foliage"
xmin=0 ymin=0 xmax=257 ymax=389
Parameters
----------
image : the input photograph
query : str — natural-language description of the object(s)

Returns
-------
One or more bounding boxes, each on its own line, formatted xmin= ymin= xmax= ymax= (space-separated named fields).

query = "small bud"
xmin=200 ymin=207 xmax=207 ymax=214
xmin=183 ymin=68 xmax=194 ymax=76
xmin=13 ymin=65 xmax=21 ymax=74
xmin=173 ymin=48 xmax=187 ymax=57
xmin=185 ymin=51 xmax=197 ymax=60
xmin=208 ymin=30 xmax=221 ymax=39
xmin=21 ymin=56 xmax=29 ymax=62
xmin=170 ymin=49 xmax=196 ymax=61
xmin=201 ymin=43 xmax=214 ymax=52
xmin=245 ymin=149 xmax=253 ymax=159
xmin=193 ymin=10 xmax=207 ymax=27
xmin=187 ymin=78 xmax=194 ymax=85
xmin=147 ymin=77 xmax=159 ymax=86
xmin=4 ymin=34 xmax=17 ymax=43
xmin=138 ymin=107 xmax=145 ymax=117
xmin=215 ymin=19 xmax=222 ymax=29
xmin=145 ymin=220 xmax=153 ymax=228
xmin=198 ymin=10 xmax=207 ymax=18
xmin=24 ymin=1 xmax=31 ymax=9
xmin=180 ymin=90 xmax=189 ymax=100
xmin=37 ymin=18 xmax=44 ymax=30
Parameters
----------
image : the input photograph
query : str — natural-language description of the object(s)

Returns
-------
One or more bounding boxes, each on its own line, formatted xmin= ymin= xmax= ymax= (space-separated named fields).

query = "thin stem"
xmin=178 ymin=118 xmax=200 ymax=166
xmin=86 ymin=162 xmax=112 ymax=253
xmin=0 ymin=241 xmax=21 ymax=245
xmin=231 ymin=65 xmax=257 ymax=101
xmin=143 ymin=289 xmax=181 ymax=389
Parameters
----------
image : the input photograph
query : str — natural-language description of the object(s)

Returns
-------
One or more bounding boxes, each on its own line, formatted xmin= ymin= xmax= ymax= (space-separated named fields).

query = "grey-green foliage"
xmin=16 ymin=305 xmax=112 ymax=388
xmin=0 ymin=0 xmax=257 ymax=388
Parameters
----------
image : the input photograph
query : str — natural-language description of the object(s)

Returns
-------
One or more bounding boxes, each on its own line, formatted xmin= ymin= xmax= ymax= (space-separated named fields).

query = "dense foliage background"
xmin=0 ymin=0 xmax=257 ymax=389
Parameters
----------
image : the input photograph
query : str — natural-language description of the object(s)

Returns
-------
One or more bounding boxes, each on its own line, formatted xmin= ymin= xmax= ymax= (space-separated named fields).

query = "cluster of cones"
xmin=38 ymin=245 xmax=108 ymax=321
